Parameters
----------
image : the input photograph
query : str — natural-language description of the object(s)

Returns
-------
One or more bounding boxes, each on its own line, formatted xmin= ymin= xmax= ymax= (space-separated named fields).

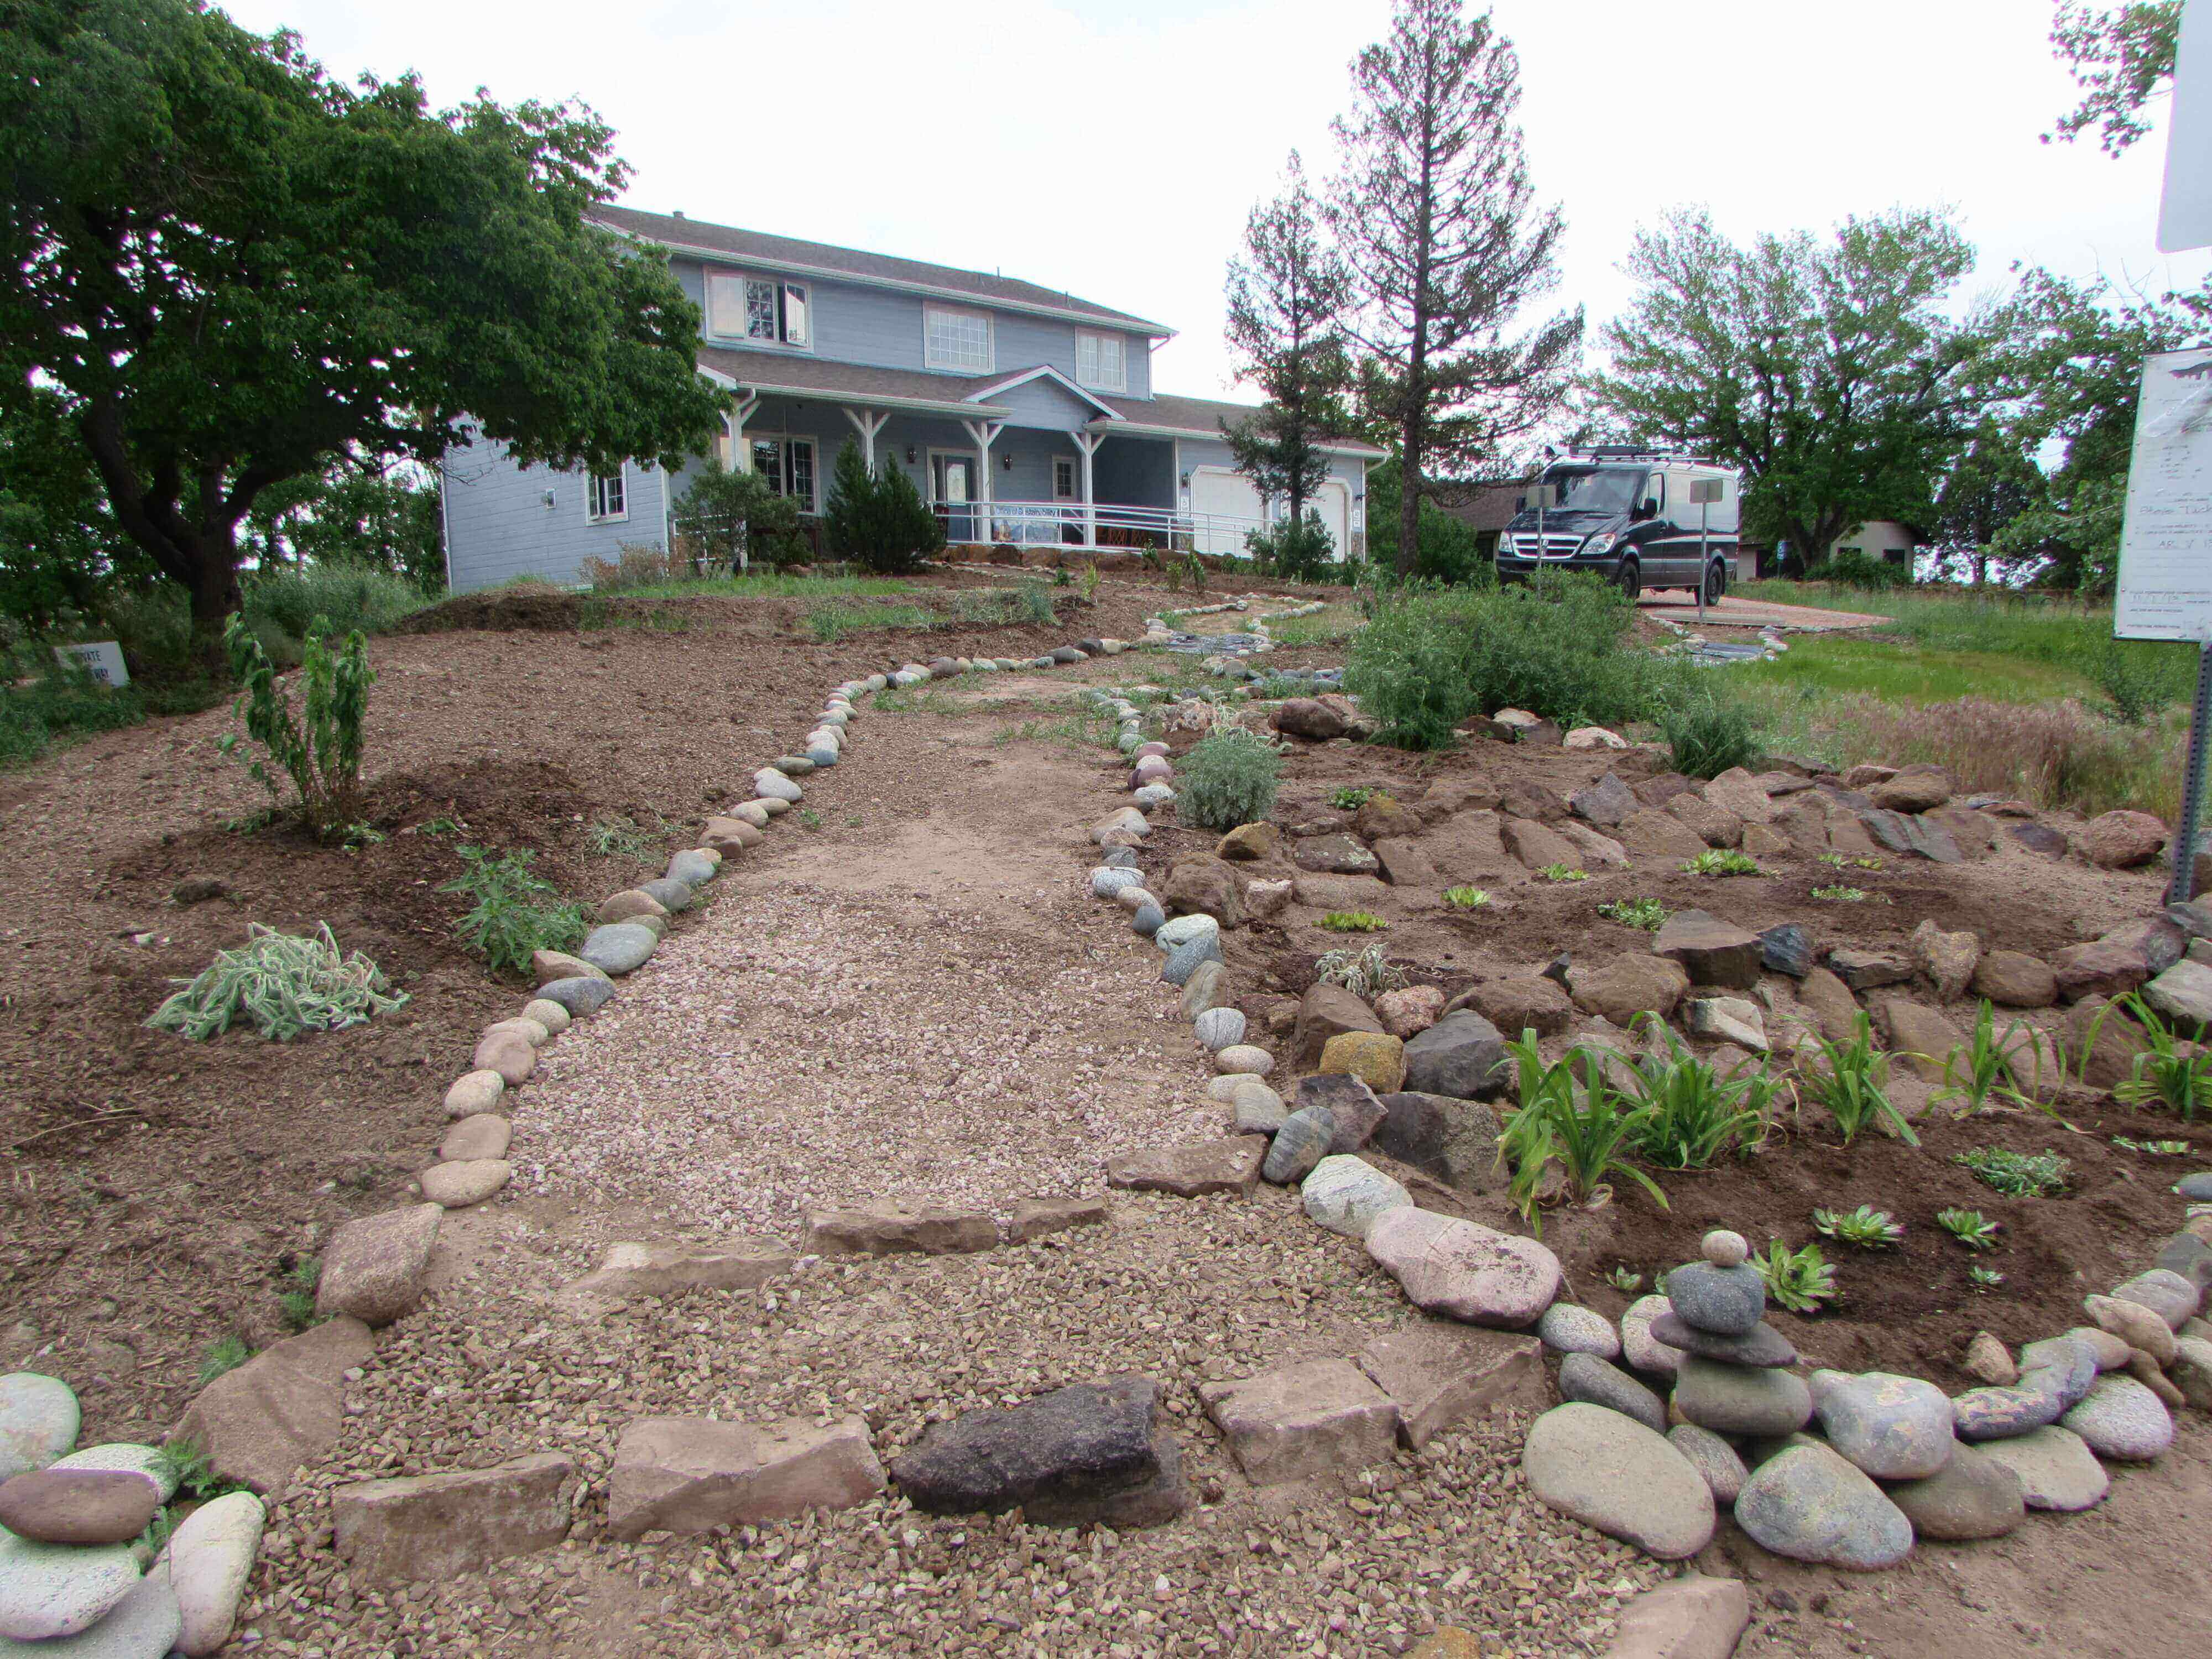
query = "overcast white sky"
xmin=224 ymin=0 xmax=2208 ymax=400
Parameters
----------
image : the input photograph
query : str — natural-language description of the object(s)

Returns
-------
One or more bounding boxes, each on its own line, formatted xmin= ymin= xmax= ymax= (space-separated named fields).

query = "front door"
xmin=934 ymin=454 xmax=975 ymax=544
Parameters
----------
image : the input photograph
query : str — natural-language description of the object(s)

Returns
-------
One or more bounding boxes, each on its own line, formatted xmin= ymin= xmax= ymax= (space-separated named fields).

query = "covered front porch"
xmin=700 ymin=365 xmax=1261 ymax=556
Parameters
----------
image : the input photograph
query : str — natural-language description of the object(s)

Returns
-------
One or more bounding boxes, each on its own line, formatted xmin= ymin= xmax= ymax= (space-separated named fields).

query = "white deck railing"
xmin=929 ymin=498 xmax=1263 ymax=556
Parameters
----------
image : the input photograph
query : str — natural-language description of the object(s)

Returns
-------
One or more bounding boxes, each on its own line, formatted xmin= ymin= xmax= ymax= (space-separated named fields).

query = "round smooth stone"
xmin=1883 ymin=1443 xmax=2025 ymax=1541
xmin=0 ymin=1468 xmax=159 ymax=1545
xmin=1811 ymin=1371 xmax=1957 ymax=1480
xmin=1155 ymin=913 xmax=1220 ymax=951
xmin=1702 ymin=1229 xmax=1750 ymax=1269
xmin=418 ymin=1159 xmax=512 ymax=1209
xmin=1130 ymin=903 xmax=1166 ymax=937
xmin=2059 ymin=1374 xmax=2174 ymax=1460
xmin=1193 ymin=1007 xmax=1247 ymax=1052
xmin=1214 ymin=1044 xmax=1275 ymax=1077
xmin=1092 ymin=867 xmax=1145 ymax=900
xmin=1667 ymin=1423 xmax=1748 ymax=1504
xmin=484 ymin=1016 xmax=551 ymax=1050
xmin=1229 ymin=1084 xmax=1288 ymax=1135
xmin=48 ymin=1444 xmax=171 ymax=1501
xmin=1133 ymin=783 xmax=1176 ymax=808
xmin=536 ymin=976 xmax=615 ymax=1018
xmin=1160 ymin=935 xmax=1224 ymax=986
xmin=442 ymin=1070 xmax=505 ymax=1120
xmin=1098 ymin=846 xmax=1140 ymax=870
xmin=520 ymin=998 xmax=570 ymax=1036
xmin=169 ymin=1491 xmax=264 ymax=1657
xmin=1537 ymin=1303 xmax=1622 ymax=1360
xmin=1521 ymin=1404 xmax=1715 ymax=1560
xmin=1300 ymin=1155 xmax=1411 ymax=1239
xmin=753 ymin=769 xmax=804 ymax=804
xmin=1674 ymin=1356 xmax=1813 ymax=1437
xmin=1732 ymin=1444 xmax=1913 ymax=1571
xmin=1663 ymin=1262 xmax=1766 ymax=1337
xmin=804 ymin=745 xmax=838 ymax=768
xmin=666 ymin=851 xmax=718 ymax=887
xmin=1975 ymin=1425 xmax=2108 ymax=1510
xmin=1620 ymin=1295 xmax=1685 ymax=1378
xmin=638 ymin=877 xmax=693 ymax=913
xmin=1558 ymin=1353 xmax=1666 ymax=1432
xmin=0 ymin=1527 xmax=141 ymax=1640
xmin=469 ymin=1030 xmax=534 ymax=1087
xmin=1648 ymin=1312 xmax=1798 ymax=1369
xmin=750 ymin=796 xmax=792 ymax=818
xmin=1115 ymin=885 xmax=1156 ymax=912
xmin=439 ymin=1114 xmax=512 ymax=1163
xmin=581 ymin=923 xmax=658 ymax=977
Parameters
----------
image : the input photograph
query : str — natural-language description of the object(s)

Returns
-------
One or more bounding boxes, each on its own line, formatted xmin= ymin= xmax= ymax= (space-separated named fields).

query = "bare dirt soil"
xmin=1 ymin=580 xmax=2204 ymax=1659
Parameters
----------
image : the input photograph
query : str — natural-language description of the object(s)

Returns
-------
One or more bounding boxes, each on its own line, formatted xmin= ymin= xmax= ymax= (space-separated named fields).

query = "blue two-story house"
xmin=438 ymin=205 xmax=1384 ymax=590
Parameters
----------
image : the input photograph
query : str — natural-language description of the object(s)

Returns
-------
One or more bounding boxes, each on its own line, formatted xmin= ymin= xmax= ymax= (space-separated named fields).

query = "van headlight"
xmin=1583 ymin=532 xmax=1616 ymax=556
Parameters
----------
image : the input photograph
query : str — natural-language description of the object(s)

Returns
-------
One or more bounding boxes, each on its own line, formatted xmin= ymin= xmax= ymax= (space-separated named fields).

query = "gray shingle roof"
xmin=695 ymin=345 xmax=1000 ymax=409
xmin=594 ymin=205 xmax=1168 ymax=335
xmin=1096 ymin=390 xmax=1387 ymax=455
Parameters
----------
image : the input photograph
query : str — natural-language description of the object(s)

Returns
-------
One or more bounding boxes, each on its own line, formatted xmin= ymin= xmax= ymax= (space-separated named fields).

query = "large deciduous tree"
xmin=1588 ymin=206 xmax=1989 ymax=570
xmin=0 ymin=0 xmax=727 ymax=657
xmin=1222 ymin=152 xmax=1352 ymax=539
xmin=2048 ymin=1 xmax=2181 ymax=152
xmin=1326 ymin=0 xmax=1581 ymax=578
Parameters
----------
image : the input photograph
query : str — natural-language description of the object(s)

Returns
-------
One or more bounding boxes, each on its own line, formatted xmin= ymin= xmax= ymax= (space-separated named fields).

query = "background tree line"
xmin=1223 ymin=0 xmax=2203 ymax=592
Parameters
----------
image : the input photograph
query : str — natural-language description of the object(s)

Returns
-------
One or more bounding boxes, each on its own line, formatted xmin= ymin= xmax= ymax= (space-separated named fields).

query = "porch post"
xmin=960 ymin=418 xmax=1003 ymax=544
xmin=1073 ymin=429 xmax=1106 ymax=549
xmin=728 ymin=395 xmax=759 ymax=471
xmin=842 ymin=407 xmax=889 ymax=470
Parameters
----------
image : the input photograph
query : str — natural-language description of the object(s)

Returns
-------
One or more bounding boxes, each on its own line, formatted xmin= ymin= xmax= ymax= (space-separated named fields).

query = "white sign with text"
xmin=2116 ymin=348 xmax=2212 ymax=640
xmin=52 ymin=640 xmax=130 ymax=687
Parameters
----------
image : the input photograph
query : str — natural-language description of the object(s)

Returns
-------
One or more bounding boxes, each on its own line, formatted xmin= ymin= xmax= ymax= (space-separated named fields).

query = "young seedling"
xmin=278 ymin=1258 xmax=322 ymax=1332
xmin=1444 ymin=886 xmax=1493 ymax=911
xmin=1811 ymin=884 xmax=1887 ymax=904
xmin=1812 ymin=1204 xmax=1905 ymax=1249
xmin=1314 ymin=943 xmax=1404 ymax=1000
xmin=1753 ymin=1239 xmax=1839 ymax=1313
xmin=1681 ymin=849 xmax=1760 ymax=877
xmin=1606 ymin=1266 xmax=1645 ymax=1293
xmin=1938 ymin=1000 xmax=2032 ymax=1113
xmin=1617 ymin=1016 xmax=1775 ymax=1170
xmin=1821 ymin=851 xmax=1884 ymax=870
xmin=1597 ymin=896 xmax=1667 ymax=931
xmin=1954 ymin=1146 xmax=2070 ymax=1198
xmin=196 ymin=1336 xmax=251 ymax=1387
xmin=1794 ymin=1013 xmax=1918 ymax=1146
xmin=2090 ymin=992 xmax=2212 ymax=1119
xmin=1495 ymin=1034 xmax=1668 ymax=1233
xmin=1331 ymin=785 xmax=1376 ymax=810
xmin=1937 ymin=1208 xmax=2001 ymax=1250
xmin=1319 ymin=911 xmax=1388 ymax=933
xmin=2113 ymin=1136 xmax=2192 ymax=1155
xmin=1537 ymin=863 xmax=1589 ymax=883
xmin=1968 ymin=1265 xmax=2005 ymax=1292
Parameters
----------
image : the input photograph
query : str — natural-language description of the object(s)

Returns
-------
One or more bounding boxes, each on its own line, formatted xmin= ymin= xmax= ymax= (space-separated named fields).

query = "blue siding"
xmin=671 ymin=256 xmax=1152 ymax=398
xmin=441 ymin=436 xmax=671 ymax=593
xmin=985 ymin=376 xmax=1100 ymax=432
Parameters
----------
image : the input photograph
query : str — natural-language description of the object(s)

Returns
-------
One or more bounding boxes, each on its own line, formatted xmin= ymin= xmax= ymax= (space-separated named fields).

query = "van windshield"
xmin=1541 ymin=468 xmax=1644 ymax=515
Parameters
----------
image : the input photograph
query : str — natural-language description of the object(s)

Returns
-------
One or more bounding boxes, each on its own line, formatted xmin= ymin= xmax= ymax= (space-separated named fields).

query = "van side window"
xmin=1646 ymin=473 xmax=1665 ymax=511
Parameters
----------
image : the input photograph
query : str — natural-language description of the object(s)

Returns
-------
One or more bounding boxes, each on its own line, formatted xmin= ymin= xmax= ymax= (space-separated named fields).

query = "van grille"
xmin=1507 ymin=533 xmax=1584 ymax=559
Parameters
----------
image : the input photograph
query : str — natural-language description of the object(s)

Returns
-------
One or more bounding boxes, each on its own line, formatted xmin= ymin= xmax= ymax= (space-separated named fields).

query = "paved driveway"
xmin=1638 ymin=592 xmax=1890 ymax=631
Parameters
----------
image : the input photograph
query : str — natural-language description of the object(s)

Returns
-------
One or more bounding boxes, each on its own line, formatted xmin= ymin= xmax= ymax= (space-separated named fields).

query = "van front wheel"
xmin=1616 ymin=559 xmax=1641 ymax=601
xmin=1702 ymin=561 xmax=1725 ymax=606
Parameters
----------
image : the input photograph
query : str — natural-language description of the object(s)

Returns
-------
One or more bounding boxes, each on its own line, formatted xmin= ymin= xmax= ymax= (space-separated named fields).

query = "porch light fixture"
xmin=905 ymin=445 xmax=917 ymax=465
xmin=1001 ymin=452 xmax=1014 ymax=471
xmin=1178 ymin=471 xmax=1191 ymax=487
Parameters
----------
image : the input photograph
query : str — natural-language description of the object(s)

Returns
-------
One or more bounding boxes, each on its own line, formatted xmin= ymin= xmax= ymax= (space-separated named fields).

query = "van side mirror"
xmin=1636 ymin=497 xmax=1659 ymax=520
xmin=1514 ymin=494 xmax=1527 ymax=513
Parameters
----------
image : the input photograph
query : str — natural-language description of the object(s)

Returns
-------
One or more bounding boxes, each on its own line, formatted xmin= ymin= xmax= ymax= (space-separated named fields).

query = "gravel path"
xmin=239 ymin=689 xmax=1676 ymax=1658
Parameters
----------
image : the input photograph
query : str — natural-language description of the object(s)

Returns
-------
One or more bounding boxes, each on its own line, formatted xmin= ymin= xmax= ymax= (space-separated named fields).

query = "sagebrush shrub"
xmin=1659 ymin=695 xmax=1762 ymax=779
xmin=219 ymin=613 xmax=373 ymax=838
xmin=439 ymin=845 xmax=588 ymax=977
xmin=1177 ymin=728 xmax=1282 ymax=830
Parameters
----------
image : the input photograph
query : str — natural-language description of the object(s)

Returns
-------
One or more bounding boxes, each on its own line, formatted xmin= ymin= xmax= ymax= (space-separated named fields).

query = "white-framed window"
xmin=1074 ymin=330 xmax=1126 ymax=392
xmin=749 ymin=437 xmax=818 ymax=512
xmin=587 ymin=468 xmax=627 ymax=523
xmin=925 ymin=304 xmax=993 ymax=372
xmin=1053 ymin=456 xmax=1077 ymax=501
xmin=707 ymin=270 xmax=810 ymax=348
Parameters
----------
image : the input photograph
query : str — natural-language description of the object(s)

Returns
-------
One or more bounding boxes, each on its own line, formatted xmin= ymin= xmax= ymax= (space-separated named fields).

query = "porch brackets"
xmin=1072 ymin=429 xmax=1105 ymax=549
xmin=842 ymin=407 xmax=890 ymax=469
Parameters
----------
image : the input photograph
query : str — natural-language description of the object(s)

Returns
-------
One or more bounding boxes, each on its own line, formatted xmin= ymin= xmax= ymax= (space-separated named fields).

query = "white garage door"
xmin=1190 ymin=468 xmax=1262 ymax=556
xmin=1312 ymin=480 xmax=1349 ymax=560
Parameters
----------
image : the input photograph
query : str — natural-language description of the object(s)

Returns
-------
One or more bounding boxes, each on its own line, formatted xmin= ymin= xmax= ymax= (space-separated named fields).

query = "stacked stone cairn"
xmin=0 ymin=1372 xmax=263 ymax=1655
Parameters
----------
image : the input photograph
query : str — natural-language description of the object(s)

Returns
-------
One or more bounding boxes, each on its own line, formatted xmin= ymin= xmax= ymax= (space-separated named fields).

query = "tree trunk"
xmin=189 ymin=529 xmax=243 ymax=671
xmin=1397 ymin=418 xmax=1422 ymax=580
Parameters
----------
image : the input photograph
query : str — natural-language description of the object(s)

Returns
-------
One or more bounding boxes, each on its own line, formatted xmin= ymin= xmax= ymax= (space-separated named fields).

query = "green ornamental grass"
xmin=1176 ymin=728 xmax=1284 ymax=831
xmin=147 ymin=923 xmax=408 ymax=1041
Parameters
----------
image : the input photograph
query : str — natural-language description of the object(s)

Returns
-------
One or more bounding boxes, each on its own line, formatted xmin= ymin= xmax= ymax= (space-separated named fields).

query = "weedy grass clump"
xmin=1682 ymin=848 xmax=1760 ymax=877
xmin=1176 ymin=727 xmax=1283 ymax=831
xmin=195 ymin=1336 xmax=251 ymax=1387
xmin=147 ymin=923 xmax=408 ymax=1041
xmin=1811 ymin=884 xmax=1886 ymax=903
xmin=1754 ymin=1239 xmax=1839 ymax=1313
xmin=1618 ymin=1020 xmax=1775 ymax=1170
xmin=1659 ymin=696 xmax=1763 ymax=780
xmin=1597 ymin=896 xmax=1667 ymax=930
xmin=1331 ymin=785 xmax=1376 ymax=810
xmin=1319 ymin=911 xmax=1387 ymax=933
xmin=2091 ymin=992 xmax=2212 ymax=1119
xmin=278 ymin=1257 xmax=322 ymax=1331
xmin=440 ymin=846 xmax=588 ymax=978
xmin=1496 ymin=1034 xmax=1668 ymax=1232
xmin=1955 ymin=1145 xmax=2071 ymax=1198
xmin=1314 ymin=943 xmax=1404 ymax=1000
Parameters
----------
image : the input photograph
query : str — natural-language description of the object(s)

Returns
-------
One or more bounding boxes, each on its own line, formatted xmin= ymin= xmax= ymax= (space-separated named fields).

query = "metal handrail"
xmin=922 ymin=496 xmax=1265 ymax=554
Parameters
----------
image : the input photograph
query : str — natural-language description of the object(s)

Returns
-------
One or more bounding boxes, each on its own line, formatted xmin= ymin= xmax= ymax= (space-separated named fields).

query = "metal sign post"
xmin=1689 ymin=477 xmax=1724 ymax=626
xmin=2175 ymin=638 xmax=2212 ymax=904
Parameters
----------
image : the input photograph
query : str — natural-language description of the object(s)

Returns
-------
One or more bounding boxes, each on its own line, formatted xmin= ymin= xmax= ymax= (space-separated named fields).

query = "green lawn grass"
xmin=1267 ymin=604 xmax=1366 ymax=648
xmin=1734 ymin=634 xmax=2101 ymax=706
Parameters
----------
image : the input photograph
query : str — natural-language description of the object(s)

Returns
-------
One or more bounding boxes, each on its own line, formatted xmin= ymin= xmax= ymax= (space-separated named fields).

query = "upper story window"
xmin=707 ymin=270 xmax=810 ymax=348
xmin=587 ymin=468 xmax=627 ymax=523
xmin=925 ymin=304 xmax=993 ymax=372
xmin=1075 ymin=331 xmax=1126 ymax=393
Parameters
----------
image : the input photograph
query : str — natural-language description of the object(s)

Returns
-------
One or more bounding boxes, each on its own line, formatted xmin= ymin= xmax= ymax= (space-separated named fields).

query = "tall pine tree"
xmin=1327 ymin=0 xmax=1580 ymax=577
xmin=1222 ymin=152 xmax=1352 ymax=537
